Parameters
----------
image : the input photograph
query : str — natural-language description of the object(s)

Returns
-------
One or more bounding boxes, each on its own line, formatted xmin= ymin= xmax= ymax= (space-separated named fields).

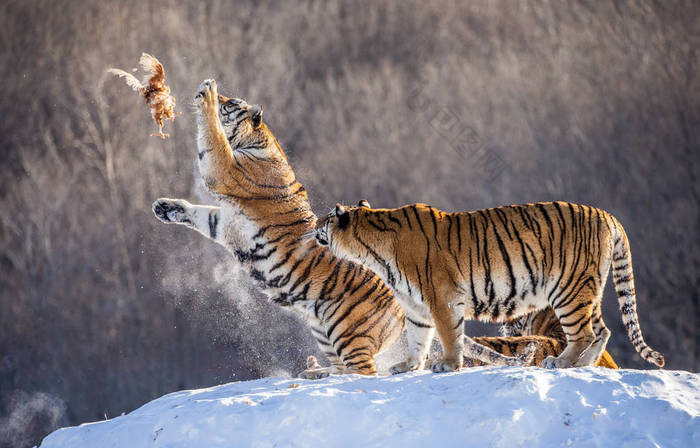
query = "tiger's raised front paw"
xmin=194 ymin=79 xmax=217 ymax=110
xmin=152 ymin=198 xmax=190 ymax=224
xmin=430 ymin=358 xmax=461 ymax=373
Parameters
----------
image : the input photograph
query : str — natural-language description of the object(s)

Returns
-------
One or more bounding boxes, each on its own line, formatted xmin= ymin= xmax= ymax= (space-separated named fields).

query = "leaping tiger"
xmin=153 ymin=80 xmax=408 ymax=378
xmin=315 ymin=200 xmax=664 ymax=371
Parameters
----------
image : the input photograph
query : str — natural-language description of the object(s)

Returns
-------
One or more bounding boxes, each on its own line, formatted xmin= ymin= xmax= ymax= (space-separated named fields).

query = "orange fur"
xmin=468 ymin=308 xmax=618 ymax=368
xmin=318 ymin=202 xmax=662 ymax=370
xmin=178 ymin=80 xmax=407 ymax=376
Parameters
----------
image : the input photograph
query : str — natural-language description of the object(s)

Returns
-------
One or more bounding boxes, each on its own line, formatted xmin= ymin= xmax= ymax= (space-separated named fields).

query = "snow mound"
xmin=41 ymin=367 xmax=700 ymax=447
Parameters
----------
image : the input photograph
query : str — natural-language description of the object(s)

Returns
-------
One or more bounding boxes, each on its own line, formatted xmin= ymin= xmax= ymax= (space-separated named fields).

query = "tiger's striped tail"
xmin=611 ymin=220 xmax=665 ymax=368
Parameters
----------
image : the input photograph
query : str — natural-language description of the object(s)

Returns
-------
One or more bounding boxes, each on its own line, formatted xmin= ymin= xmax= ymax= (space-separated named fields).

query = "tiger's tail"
xmin=611 ymin=219 xmax=664 ymax=368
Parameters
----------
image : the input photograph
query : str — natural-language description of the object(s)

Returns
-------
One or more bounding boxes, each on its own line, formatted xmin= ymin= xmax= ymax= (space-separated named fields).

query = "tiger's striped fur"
xmin=465 ymin=336 xmax=557 ymax=368
xmin=153 ymin=80 xmax=407 ymax=377
xmin=500 ymin=307 xmax=618 ymax=368
xmin=461 ymin=308 xmax=619 ymax=368
xmin=501 ymin=307 xmax=566 ymax=342
xmin=316 ymin=200 xmax=663 ymax=371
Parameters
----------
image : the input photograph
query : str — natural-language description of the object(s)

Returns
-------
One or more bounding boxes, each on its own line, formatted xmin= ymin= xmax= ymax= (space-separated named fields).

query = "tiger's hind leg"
xmin=337 ymin=341 xmax=377 ymax=376
xmin=543 ymin=281 xmax=599 ymax=368
xmin=299 ymin=327 xmax=347 ymax=379
xmin=574 ymin=302 xmax=611 ymax=367
xmin=343 ymin=355 xmax=378 ymax=376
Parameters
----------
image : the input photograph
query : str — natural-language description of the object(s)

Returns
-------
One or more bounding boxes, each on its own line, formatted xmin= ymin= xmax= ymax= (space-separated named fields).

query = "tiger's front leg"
xmin=389 ymin=315 xmax=435 ymax=374
xmin=152 ymin=198 xmax=223 ymax=244
xmin=429 ymin=296 xmax=466 ymax=373
xmin=194 ymin=79 xmax=233 ymax=194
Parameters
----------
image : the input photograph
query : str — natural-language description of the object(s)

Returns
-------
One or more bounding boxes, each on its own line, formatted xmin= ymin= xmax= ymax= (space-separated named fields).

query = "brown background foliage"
xmin=0 ymin=1 xmax=698 ymax=446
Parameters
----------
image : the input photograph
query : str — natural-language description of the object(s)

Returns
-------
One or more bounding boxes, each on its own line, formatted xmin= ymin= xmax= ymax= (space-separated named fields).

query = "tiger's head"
xmin=216 ymin=94 xmax=265 ymax=144
xmin=316 ymin=199 xmax=395 ymax=265
xmin=194 ymin=79 xmax=288 ymax=163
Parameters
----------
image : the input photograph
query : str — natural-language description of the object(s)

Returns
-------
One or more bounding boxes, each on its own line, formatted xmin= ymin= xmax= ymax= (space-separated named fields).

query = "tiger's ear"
xmin=336 ymin=204 xmax=350 ymax=229
xmin=217 ymin=94 xmax=230 ymax=103
xmin=357 ymin=199 xmax=371 ymax=208
xmin=249 ymin=105 xmax=263 ymax=128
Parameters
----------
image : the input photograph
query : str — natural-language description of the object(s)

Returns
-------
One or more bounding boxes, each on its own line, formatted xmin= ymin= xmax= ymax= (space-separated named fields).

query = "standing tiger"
xmin=316 ymin=200 xmax=663 ymax=371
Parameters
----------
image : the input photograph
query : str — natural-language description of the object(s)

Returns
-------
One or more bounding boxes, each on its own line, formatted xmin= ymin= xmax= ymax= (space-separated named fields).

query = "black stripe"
xmin=429 ymin=207 xmax=442 ymax=250
xmin=558 ymin=300 xmax=593 ymax=322
xmin=447 ymin=214 xmax=454 ymax=252
xmin=456 ymin=214 xmax=463 ymax=252
xmin=467 ymin=248 xmax=482 ymax=317
xmin=208 ymin=210 xmax=218 ymax=239
xmin=387 ymin=213 xmax=402 ymax=227
xmin=401 ymin=207 xmax=413 ymax=230
xmin=326 ymin=279 xmax=380 ymax=336
xmin=406 ymin=316 xmax=434 ymax=328
xmin=353 ymin=224 xmax=396 ymax=287
xmin=492 ymin=221 xmax=517 ymax=304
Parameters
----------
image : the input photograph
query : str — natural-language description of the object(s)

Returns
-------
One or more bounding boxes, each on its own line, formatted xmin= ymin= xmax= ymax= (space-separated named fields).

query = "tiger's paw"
xmin=542 ymin=356 xmax=558 ymax=368
xmin=152 ymin=198 xmax=190 ymax=224
xmin=297 ymin=368 xmax=331 ymax=380
xmin=297 ymin=356 xmax=333 ymax=380
xmin=194 ymin=79 xmax=217 ymax=111
xmin=306 ymin=355 xmax=322 ymax=370
xmin=430 ymin=358 xmax=461 ymax=373
xmin=389 ymin=361 xmax=420 ymax=375
xmin=514 ymin=342 xmax=538 ymax=367
xmin=541 ymin=355 xmax=573 ymax=369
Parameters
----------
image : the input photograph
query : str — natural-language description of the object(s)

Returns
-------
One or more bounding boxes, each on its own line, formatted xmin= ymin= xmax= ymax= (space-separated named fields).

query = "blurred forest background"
xmin=1 ymin=0 xmax=698 ymax=446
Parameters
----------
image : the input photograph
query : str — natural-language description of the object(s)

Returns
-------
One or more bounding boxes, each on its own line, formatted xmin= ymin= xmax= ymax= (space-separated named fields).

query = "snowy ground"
xmin=41 ymin=367 xmax=699 ymax=448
